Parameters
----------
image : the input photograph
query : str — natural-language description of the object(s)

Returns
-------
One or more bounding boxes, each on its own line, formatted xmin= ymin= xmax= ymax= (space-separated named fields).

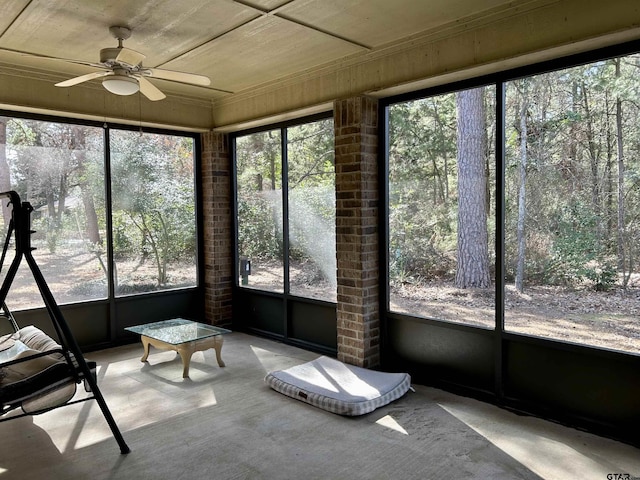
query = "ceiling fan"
xmin=50 ymin=26 xmax=211 ymax=101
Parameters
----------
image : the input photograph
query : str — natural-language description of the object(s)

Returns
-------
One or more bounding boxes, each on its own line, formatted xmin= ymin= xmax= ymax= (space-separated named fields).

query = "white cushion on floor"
xmin=265 ymin=356 xmax=411 ymax=416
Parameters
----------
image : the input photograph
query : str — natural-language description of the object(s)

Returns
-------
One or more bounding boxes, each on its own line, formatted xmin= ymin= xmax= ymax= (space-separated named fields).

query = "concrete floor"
xmin=1 ymin=332 xmax=639 ymax=479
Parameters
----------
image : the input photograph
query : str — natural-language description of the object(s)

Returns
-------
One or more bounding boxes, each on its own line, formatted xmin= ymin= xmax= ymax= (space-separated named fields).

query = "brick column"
xmin=334 ymin=96 xmax=380 ymax=368
xmin=201 ymin=131 xmax=233 ymax=325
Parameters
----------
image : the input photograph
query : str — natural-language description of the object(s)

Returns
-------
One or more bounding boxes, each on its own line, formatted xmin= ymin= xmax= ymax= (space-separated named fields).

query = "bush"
xmin=543 ymin=201 xmax=617 ymax=289
xmin=237 ymin=194 xmax=282 ymax=260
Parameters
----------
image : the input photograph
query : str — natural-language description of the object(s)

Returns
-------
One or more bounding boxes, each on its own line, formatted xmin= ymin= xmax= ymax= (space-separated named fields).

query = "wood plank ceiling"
xmin=0 ymin=0 xmax=519 ymax=102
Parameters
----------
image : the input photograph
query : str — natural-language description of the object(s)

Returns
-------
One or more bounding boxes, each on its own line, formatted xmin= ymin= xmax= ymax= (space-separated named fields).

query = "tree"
xmin=0 ymin=117 xmax=11 ymax=225
xmin=455 ymin=88 xmax=491 ymax=289
xmin=614 ymin=58 xmax=628 ymax=284
xmin=515 ymin=81 xmax=529 ymax=293
xmin=71 ymin=126 xmax=101 ymax=245
xmin=110 ymin=131 xmax=196 ymax=287
xmin=236 ymin=130 xmax=283 ymax=261
xmin=387 ymin=96 xmax=459 ymax=284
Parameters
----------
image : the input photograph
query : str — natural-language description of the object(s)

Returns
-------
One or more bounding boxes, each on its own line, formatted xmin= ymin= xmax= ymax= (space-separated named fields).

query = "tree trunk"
xmin=582 ymin=83 xmax=602 ymax=243
xmin=614 ymin=59 xmax=627 ymax=284
xmin=81 ymin=188 xmax=101 ymax=244
xmin=604 ymin=89 xmax=614 ymax=240
xmin=267 ymin=131 xmax=277 ymax=190
xmin=434 ymin=103 xmax=449 ymax=204
xmin=515 ymin=88 xmax=528 ymax=293
xmin=563 ymin=82 xmax=578 ymax=189
xmin=73 ymin=126 xmax=101 ymax=244
xmin=455 ymin=88 xmax=490 ymax=289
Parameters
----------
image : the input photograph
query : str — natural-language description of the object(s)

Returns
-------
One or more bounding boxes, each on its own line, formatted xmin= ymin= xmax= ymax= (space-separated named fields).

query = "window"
xmin=236 ymin=129 xmax=284 ymax=293
xmin=235 ymin=117 xmax=336 ymax=302
xmin=287 ymin=120 xmax=336 ymax=301
xmin=110 ymin=130 xmax=197 ymax=295
xmin=0 ymin=115 xmax=198 ymax=310
xmin=504 ymin=56 xmax=640 ymax=353
xmin=1 ymin=118 xmax=106 ymax=309
xmin=386 ymin=50 xmax=640 ymax=354
xmin=388 ymin=86 xmax=496 ymax=328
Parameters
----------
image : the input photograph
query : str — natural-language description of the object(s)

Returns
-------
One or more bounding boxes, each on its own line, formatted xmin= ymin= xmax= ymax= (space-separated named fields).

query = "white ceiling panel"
xmin=162 ymin=14 xmax=364 ymax=92
xmin=0 ymin=0 xmax=258 ymax=67
xmin=278 ymin=0 xmax=516 ymax=48
xmin=0 ymin=0 xmax=32 ymax=36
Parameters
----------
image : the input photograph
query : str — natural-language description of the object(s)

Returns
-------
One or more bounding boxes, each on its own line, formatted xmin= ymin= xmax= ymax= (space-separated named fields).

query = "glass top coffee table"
xmin=125 ymin=318 xmax=231 ymax=378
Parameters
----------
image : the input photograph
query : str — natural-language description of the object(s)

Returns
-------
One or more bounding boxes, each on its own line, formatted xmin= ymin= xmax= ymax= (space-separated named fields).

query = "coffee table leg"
xmin=214 ymin=336 xmax=225 ymax=367
xmin=141 ymin=336 xmax=151 ymax=362
xmin=177 ymin=343 xmax=196 ymax=378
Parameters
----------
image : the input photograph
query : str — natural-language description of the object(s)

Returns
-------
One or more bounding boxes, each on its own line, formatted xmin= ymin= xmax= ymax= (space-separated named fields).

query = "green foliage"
xmin=236 ymin=118 xmax=335 ymax=274
xmin=388 ymin=93 xmax=465 ymax=285
xmin=542 ymin=201 xmax=617 ymax=290
xmin=389 ymin=188 xmax=457 ymax=283
xmin=584 ymin=261 xmax=617 ymax=291
xmin=112 ymin=211 xmax=137 ymax=258
xmin=110 ymin=131 xmax=196 ymax=285
xmin=1 ymin=117 xmax=197 ymax=296
xmin=237 ymin=194 xmax=281 ymax=260
xmin=386 ymin=53 xmax=640 ymax=293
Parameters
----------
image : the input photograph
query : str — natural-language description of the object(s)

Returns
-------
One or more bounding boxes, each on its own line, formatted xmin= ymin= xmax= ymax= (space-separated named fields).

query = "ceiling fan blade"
xmin=138 ymin=76 xmax=166 ymax=101
xmin=145 ymin=68 xmax=211 ymax=87
xmin=15 ymin=50 xmax=107 ymax=69
xmin=55 ymin=71 xmax=112 ymax=87
xmin=116 ymin=47 xmax=145 ymax=67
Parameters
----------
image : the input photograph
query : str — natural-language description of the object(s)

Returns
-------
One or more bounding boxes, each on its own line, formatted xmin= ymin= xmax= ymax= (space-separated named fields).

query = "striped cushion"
xmin=265 ymin=356 xmax=411 ymax=416
xmin=17 ymin=326 xmax=63 ymax=359
xmin=0 ymin=326 xmax=76 ymax=411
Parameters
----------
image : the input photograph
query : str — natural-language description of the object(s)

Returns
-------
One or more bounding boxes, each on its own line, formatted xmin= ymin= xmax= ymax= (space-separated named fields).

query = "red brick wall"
xmin=334 ymin=96 xmax=380 ymax=368
xmin=201 ymin=131 xmax=233 ymax=325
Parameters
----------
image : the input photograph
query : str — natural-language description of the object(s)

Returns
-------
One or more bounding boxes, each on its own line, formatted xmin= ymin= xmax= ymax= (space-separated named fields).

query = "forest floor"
xmin=247 ymin=260 xmax=640 ymax=355
xmin=390 ymin=279 xmax=640 ymax=354
xmin=2 ymin=245 xmax=196 ymax=310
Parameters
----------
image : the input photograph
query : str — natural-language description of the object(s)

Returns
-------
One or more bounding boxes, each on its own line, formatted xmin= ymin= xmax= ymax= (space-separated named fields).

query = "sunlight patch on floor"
xmin=375 ymin=414 xmax=408 ymax=435
xmin=26 ymin=352 xmax=219 ymax=453
xmin=437 ymin=400 xmax=639 ymax=480
xmin=250 ymin=344 xmax=306 ymax=374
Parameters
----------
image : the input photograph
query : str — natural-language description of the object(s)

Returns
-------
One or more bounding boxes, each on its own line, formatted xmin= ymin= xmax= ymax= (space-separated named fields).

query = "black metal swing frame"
xmin=0 ymin=191 xmax=129 ymax=454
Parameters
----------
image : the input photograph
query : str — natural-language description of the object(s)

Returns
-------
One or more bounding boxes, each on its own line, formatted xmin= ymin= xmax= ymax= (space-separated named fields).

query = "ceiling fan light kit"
xmin=49 ymin=26 xmax=210 ymax=101
xmin=102 ymin=75 xmax=139 ymax=95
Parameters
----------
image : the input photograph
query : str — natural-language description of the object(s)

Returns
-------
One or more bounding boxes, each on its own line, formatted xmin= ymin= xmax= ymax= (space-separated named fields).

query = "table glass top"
xmin=125 ymin=318 xmax=231 ymax=345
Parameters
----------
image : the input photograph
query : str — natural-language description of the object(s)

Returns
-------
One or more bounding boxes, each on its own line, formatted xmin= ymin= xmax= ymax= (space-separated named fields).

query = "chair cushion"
xmin=0 ymin=327 xmax=73 ymax=409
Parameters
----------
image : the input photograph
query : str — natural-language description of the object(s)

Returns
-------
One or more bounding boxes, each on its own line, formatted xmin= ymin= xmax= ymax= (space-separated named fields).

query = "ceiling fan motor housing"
xmin=100 ymin=47 xmax=123 ymax=65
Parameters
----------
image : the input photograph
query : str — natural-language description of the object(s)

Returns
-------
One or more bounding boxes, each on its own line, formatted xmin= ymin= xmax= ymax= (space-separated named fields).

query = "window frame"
xmin=379 ymin=38 xmax=640 ymax=354
xmin=231 ymin=112 xmax=336 ymax=304
xmin=0 ymin=109 xmax=202 ymax=310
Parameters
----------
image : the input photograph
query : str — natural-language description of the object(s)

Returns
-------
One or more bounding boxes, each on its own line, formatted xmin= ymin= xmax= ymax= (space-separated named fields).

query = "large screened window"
xmin=110 ymin=130 xmax=197 ymax=295
xmin=386 ymin=50 xmax=640 ymax=354
xmin=388 ymin=86 xmax=496 ymax=328
xmin=235 ymin=117 xmax=336 ymax=303
xmin=504 ymin=57 xmax=640 ymax=353
xmin=0 ymin=115 xmax=198 ymax=310
xmin=236 ymin=129 xmax=284 ymax=293
xmin=0 ymin=118 xmax=106 ymax=309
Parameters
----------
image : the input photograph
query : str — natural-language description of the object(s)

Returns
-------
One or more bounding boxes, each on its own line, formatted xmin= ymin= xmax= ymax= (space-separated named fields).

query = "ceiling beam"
xmin=0 ymin=0 xmax=34 ymax=39
xmin=232 ymin=0 xmax=372 ymax=50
